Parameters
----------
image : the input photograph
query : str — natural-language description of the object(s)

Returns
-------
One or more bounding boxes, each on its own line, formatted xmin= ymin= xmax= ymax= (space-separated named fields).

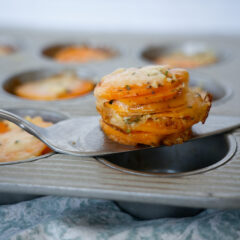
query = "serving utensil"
xmin=0 ymin=109 xmax=239 ymax=157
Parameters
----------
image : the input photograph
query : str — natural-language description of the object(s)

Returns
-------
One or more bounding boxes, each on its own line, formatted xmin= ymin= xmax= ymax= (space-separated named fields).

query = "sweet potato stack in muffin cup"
xmin=14 ymin=71 xmax=94 ymax=101
xmin=94 ymin=65 xmax=212 ymax=146
xmin=154 ymin=51 xmax=217 ymax=69
xmin=54 ymin=45 xmax=114 ymax=63
xmin=0 ymin=116 xmax=53 ymax=163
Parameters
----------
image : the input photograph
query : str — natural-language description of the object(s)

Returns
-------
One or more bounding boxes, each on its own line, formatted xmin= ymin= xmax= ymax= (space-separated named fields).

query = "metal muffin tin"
xmin=0 ymin=29 xmax=239 ymax=218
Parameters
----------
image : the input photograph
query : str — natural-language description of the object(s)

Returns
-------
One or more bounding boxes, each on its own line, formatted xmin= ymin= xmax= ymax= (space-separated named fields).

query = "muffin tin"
xmin=0 ymin=29 xmax=239 ymax=218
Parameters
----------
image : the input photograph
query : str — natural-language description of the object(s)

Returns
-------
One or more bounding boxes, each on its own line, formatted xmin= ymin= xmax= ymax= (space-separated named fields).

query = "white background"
xmin=0 ymin=0 xmax=240 ymax=34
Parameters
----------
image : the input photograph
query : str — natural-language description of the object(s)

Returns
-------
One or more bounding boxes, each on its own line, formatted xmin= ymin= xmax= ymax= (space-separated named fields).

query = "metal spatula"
xmin=0 ymin=109 xmax=239 ymax=157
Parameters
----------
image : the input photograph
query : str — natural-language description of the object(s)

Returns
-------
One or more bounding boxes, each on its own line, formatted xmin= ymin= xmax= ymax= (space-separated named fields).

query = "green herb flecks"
xmin=125 ymin=85 xmax=131 ymax=90
xmin=126 ymin=129 xmax=131 ymax=133
xmin=124 ymin=116 xmax=141 ymax=124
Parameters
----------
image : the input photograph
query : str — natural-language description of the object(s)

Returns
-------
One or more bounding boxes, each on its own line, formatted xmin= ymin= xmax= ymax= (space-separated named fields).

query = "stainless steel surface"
xmin=0 ymin=29 xmax=239 ymax=209
xmin=98 ymin=134 xmax=236 ymax=177
xmin=0 ymin=109 xmax=239 ymax=157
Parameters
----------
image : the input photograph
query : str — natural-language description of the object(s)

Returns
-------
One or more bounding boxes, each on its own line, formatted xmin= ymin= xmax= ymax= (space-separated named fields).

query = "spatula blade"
xmin=45 ymin=115 xmax=240 ymax=157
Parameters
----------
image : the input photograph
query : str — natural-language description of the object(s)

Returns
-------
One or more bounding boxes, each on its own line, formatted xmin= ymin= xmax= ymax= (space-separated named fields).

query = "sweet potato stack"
xmin=54 ymin=46 xmax=113 ymax=63
xmin=0 ymin=116 xmax=52 ymax=162
xmin=94 ymin=65 xmax=211 ymax=146
xmin=15 ymin=71 xmax=94 ymax=101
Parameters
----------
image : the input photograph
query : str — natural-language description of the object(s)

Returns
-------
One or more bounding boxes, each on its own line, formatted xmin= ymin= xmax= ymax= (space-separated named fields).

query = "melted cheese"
xmin=100 ymin=65 xmax=169 ymax=88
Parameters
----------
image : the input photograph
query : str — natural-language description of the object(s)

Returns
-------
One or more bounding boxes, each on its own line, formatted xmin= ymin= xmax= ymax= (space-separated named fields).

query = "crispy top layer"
xmin=94 ymin=65 xmax=189 ymax=100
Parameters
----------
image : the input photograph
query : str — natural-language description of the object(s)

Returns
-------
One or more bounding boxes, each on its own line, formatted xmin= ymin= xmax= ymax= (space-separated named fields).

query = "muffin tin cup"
xmin=0 ymin=107 xmax=68 ymax=165
xmin=97 ymin=134 xmax=236 ymax=177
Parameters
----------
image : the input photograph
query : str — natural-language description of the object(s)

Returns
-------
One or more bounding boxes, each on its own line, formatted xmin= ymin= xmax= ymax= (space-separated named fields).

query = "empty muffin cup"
xmin=42 ymin=43 xmax=117 ymax=63
xmin=3 ymin=68 xmax=95 ymax=101
xmin=97 ymin=134 xmax=236 ymax=177
xmin=0 ymin=107 xmax=68 ymax=165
